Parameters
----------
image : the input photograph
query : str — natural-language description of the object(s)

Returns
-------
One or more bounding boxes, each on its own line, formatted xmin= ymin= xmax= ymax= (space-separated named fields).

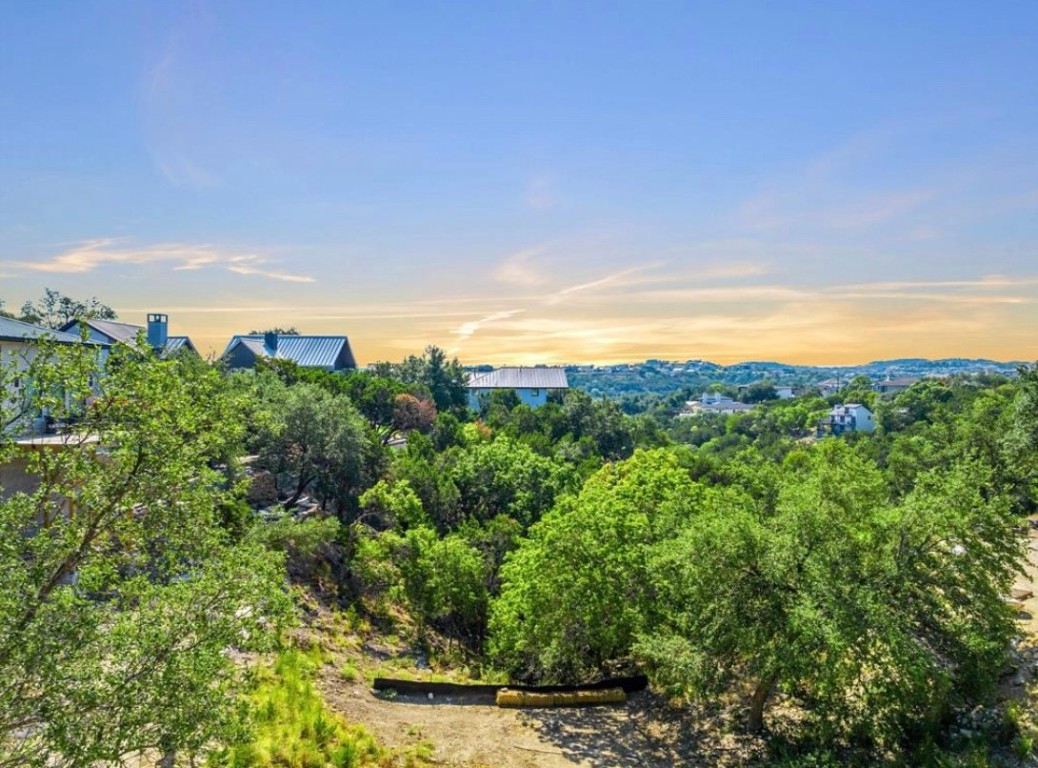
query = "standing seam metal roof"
xmin=67 ymin=319 xmax=143 ymax=344
xmin=0 ymin=316 xmax=97 ymax=344
xmin=225 ymin=335 xmax=356 ymax=369
xmin=466 ymin=367 xmax=569 ymax=389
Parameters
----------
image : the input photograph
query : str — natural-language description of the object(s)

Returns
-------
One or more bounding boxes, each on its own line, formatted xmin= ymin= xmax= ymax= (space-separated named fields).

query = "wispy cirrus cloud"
xmin=0 ymin=238 xmax=314 ymax=283
xmin=494 ymin=246 xmax=551 ymax=286
xmin=547 ymin=263 xmax=664 ymax=304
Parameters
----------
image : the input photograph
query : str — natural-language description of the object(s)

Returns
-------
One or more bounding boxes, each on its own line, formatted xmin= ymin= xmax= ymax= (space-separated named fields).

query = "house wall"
xmin=852 ymin=407 xmax=875 ymax=432
xmin=1 ymin=340 xmax=43 ymax=434
xmin=467 ymin=387 xmax=551 ymax=410
xmin=223 ymin=343 xmax=259 ymax=370
xmin=332 ymin=345 xmax=357 ymax=372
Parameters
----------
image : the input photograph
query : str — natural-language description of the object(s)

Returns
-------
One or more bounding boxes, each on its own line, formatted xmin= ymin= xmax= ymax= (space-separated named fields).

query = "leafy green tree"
xmin=835 ymin=375 xmax=876 ymax=409
xmin=449 ymin=437 xmax=575 ymax=529
xmin=384 ymin=346 xmax=468 ymax=412
xmin=17 ymin=288 xmax=117 ymax=328
xmin=637 ymin=440 xmax=1022 ymax=745
xmin=256 ymin=383 xmax=369 ymax=514
xmin=1001 ymin=364 xmax=1038 ymax=513
xmin=489 ymin=449 xmax=702 ymax=682
xmin=0 ymin=342 xmax=290 ymax=766
xmin=742 ymin=381 xmax=778 ymax=403
xmin=248 ymin=326 xmax=300 ymax=335
xmin=339 ymin=372 xmax=409 ymax=430
xmin=358 ymin=479 xmax=427 ymax=530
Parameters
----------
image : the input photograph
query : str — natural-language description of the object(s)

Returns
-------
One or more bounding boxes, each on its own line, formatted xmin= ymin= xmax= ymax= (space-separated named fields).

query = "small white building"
xmin=819 ymin=403 xmax=875 ymax=436
xmin=874 ymin=376 xmax=919 ymax=395
xmin=701 ymin=391 xmax=734 ymax=405
xmin=466 ymin=367 xmax=569 ymax=410
xmin=816 ymin=378 xmax=843 ymax=397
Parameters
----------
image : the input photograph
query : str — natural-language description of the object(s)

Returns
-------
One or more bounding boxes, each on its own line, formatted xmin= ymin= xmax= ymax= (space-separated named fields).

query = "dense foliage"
xmin=0 ymin=343 xmax=291 ymax=766
xmin=2 ymin=321 xmax=1033 ymax=764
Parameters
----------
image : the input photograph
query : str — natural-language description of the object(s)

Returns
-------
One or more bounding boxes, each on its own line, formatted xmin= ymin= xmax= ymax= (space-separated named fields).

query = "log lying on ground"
xmin=372 ymin=673 xmax=648 ymax=698
xmin=496 ymin=687 xmax=626 ymax=708
xmin=372 ymin=679 xmax=500 ymax=696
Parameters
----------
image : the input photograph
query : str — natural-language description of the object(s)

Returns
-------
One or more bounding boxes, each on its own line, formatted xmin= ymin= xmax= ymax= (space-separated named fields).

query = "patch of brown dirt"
xmin=316 ymin=663 xmax=766 ymax=768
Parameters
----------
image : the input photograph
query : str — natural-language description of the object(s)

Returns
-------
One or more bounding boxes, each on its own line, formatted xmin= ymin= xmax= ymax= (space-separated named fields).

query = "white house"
xmin=819 ymin=403 xmax=875 ymax=436
xmin=466 ymin=367 xmax=569 ymax=410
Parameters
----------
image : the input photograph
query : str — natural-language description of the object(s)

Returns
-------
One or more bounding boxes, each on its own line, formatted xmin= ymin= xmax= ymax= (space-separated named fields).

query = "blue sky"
xmin=2 ymin=1 xmax=1036 ymax=363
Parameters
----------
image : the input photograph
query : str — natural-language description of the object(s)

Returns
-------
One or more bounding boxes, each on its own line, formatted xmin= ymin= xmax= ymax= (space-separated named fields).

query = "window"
xmin=530 ymin=389 xmax=540 ymax=396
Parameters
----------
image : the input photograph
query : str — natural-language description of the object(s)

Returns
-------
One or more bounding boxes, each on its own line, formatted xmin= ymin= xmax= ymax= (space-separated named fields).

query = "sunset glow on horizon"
xmin=2 ymin=3 xmax=1036 ymax=365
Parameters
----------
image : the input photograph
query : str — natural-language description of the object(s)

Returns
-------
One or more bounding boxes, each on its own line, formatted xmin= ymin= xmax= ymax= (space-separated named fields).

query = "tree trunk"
xmin=748 ymin=672 xmax=779 ymax=733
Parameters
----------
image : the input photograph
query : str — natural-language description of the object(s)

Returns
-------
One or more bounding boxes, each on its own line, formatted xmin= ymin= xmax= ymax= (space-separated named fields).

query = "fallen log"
xmin=496 ymin=687 xmax=626 ymax=708
xmin=372 ymin=673 xmax=648 ymax=698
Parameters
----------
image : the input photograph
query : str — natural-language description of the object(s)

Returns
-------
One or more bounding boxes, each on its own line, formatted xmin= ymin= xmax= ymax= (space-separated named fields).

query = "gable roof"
xmin=224 ymin=335 xmax=357 ymax=369
xmin=59 ymin=318 xmax=197 ymax=356
xmin=164 ymin=336 xmax=197 ymax=355
xmin=466 ymin=367 xmax=569 ymax=390
xmin=63 ymin=318 xmax=143 ymax=345
xmin=0 ymin=316 xmax=96 ymax=345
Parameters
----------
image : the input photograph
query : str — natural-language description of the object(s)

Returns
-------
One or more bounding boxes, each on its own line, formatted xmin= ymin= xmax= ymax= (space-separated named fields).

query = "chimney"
xmin=264 ymin=331 xmax=278 ymax=353
xmin=147 ymin=313 xmax=168 ymax=350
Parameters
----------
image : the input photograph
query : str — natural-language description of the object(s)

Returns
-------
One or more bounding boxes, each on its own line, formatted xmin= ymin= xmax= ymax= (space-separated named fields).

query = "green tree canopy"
xmin=0 ymin=342 xmax=290 ymax=766
xmin=16 ymin=288 xmax=117 ymax=328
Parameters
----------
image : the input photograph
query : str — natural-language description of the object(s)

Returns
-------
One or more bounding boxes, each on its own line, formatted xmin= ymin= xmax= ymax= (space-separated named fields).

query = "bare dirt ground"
xmin=1012 ymin=521 xmax=1038 ymax=637
xmin=312 ymin=520 xmax=1038 ymax=768
xmin=317 ymin=664 xmax=765 ymax=768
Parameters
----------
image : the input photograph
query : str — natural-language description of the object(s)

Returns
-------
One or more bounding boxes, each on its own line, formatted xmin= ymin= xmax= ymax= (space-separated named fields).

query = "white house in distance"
xmin=682 ymin=391 xmax=757 ymax=416
xmin=466 ymin=366 xmax=569 ymax=410
xmin=818 ymin=403 xmax=875 ymax=436
xmin=874 ymin=376 xmax=919 ymax=395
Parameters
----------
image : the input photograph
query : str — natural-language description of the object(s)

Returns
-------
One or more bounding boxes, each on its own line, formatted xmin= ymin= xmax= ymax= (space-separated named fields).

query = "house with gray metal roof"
xmin=1 ymin=316 xmax=91 ymax=346
xmin=466 ymin=366 xmax=569 ymax=410
xmin=2 ymin=316 xmax=110 ymax=436
xmin=222 ymin=332 xmax=358 ymax=372
xmin=60 ymin=314 xmax=197 ymax=357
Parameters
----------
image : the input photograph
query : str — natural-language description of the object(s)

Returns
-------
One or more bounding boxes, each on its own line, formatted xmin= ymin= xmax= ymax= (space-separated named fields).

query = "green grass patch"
xmin=210 ymin=647 xmax=384 ymax=768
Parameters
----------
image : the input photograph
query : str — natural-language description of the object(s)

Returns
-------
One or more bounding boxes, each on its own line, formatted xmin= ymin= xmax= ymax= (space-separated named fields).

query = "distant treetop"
xmin=9 ymin=288 xmax=117 ymax=329
xmin=248 ymin=327 xmax=301 ymax=336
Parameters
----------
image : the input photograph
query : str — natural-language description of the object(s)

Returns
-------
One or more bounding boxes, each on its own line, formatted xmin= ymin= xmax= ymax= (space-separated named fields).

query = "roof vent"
xmin=264 ymin=331 xmax=278 ymax=353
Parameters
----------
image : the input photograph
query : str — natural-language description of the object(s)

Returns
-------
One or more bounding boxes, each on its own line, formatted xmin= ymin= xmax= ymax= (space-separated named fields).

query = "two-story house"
xmin=818 ymin=403 xmax=875 ymax=436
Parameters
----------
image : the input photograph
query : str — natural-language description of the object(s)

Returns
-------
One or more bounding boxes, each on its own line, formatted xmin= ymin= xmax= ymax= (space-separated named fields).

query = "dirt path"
xmin=316 ymin=658 xmax=760 ymax=767
xmin=1007 ymin=520 xmax=1038 ymax=696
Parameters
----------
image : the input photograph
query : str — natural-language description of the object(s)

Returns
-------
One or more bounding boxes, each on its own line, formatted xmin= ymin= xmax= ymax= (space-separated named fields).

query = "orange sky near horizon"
xmin=85 ymin=267 xmax=1037 ymax=367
